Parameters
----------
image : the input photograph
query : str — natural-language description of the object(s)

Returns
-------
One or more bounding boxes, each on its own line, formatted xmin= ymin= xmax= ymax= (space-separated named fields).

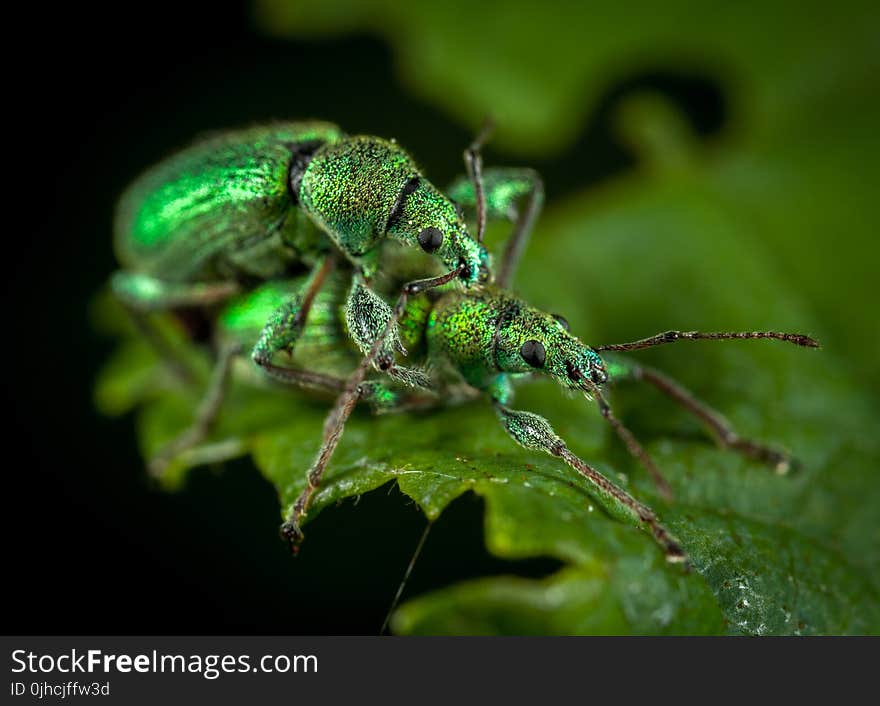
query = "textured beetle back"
xmin=298 ymin=136 xmax=417 ymax=258
xmin=114 ymin=121 xmax=344 ymax=281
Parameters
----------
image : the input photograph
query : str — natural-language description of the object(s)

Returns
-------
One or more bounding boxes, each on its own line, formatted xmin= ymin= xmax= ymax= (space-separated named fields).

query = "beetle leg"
xmin=280 ymin=266 xmax=462 ymax=550
xmin=250 ymin=256 xmax=335 ymax=369
xmin=492 ymin=372 xmax=673 ymax=499
xmin=491 ymin=400 xmax=686 ymax=564
xmin=604 ymin=355 xmax=797 ymax=474
xmin=463 ymin=119 xmax=495 ymax=244
xmin=592 ymin=389 xmax=674 ymax=501
xmin=447 ymin=167 xmax=544 ymax=288
xmin=111 ymin=271 xmax=243 ymax=383
xmin=344 ymin=275 xmax=435 ymax=391
xmin=149 ymin=356 xmax=434 ymax=480
xmin=279 ymin=375 xmax=437 ymax=551
xmin=148 ymin=340 xmax=242 ymax=478
xmin=146 ymin=263 xmax=439 ymax=478
xmin=111 ymin=271 xmax=241 ymax=311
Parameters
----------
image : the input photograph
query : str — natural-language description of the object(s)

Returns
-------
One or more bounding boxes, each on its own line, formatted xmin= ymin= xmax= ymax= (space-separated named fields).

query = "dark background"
xmin=8 ymin=3 xmax=723 ymax=634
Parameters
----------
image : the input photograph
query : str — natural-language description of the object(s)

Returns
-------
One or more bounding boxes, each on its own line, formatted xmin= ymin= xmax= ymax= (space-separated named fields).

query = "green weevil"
xmin=118 ymin=121 xmax=817 ymax=564
xmin=110 ymin=121 xmax=542 ymax=391
xmin=155 ymin=252 xmax=817 ymax=563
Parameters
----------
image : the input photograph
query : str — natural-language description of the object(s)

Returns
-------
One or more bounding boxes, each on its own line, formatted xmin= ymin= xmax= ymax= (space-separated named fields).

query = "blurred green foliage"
xmin=97 ymin=0 xmax=879 ymax=633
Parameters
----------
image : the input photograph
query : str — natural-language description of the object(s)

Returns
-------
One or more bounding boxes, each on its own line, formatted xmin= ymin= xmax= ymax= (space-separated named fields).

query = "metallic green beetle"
xmin=152 ymin=261 xmax=817 ymax=562
xmin=112 ymin=121 xmax=489 ymax=284
xmin=120 ymin=122 xmax=817 ymax=562
xmin=111 ymin=121 xmax=542 ymax=386
xmin=208 ymin=270 xmax=685 ymax=560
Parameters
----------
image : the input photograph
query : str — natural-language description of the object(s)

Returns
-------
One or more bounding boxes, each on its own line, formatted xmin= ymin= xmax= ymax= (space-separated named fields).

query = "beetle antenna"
xmin=381 ymin=520 xmax=433 ymax=635
xmin=595 ymin=329 xmax=820 ymax=353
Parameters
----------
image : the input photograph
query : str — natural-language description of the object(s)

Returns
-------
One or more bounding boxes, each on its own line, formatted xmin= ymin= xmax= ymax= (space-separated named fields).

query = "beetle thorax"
xmin=426 ymin=288 xmax=511 ymax=389
xmin=298 ymin=136 xmax=416 ymax=257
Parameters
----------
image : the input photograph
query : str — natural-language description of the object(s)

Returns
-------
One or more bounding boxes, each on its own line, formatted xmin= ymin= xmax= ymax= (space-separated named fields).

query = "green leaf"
xmin=98 ymin=240 xmax=880 ymax=633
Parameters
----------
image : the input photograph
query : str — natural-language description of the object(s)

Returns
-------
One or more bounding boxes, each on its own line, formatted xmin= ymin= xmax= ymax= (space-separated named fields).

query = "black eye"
xmin=591 ymin=367 xmax=608 ymax=385
xmin=520 ymin=339 xmax=546 ymax=368
xmin=417 ymin=227 xmax=444 ymax=253
xmin=552 ymin=314 xmax=570 ymax=331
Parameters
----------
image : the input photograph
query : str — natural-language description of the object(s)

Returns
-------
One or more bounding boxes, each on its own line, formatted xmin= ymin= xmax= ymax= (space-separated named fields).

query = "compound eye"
xmin=552 ymin=314 xmax=570 ymax=331
xmin=520 ymin=339 xmax=546 ymax=368
xmin=591 ymin=367 xmax=608 ymax=385
xmin=417 ymin=227 xmax=444 ymax=253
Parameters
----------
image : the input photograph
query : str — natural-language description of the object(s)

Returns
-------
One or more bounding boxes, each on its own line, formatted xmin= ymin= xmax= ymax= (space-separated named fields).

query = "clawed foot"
xmin=762 ymin=448 xmax=801 ymax=476
xmin=725 ymin=436 xmax=801 ymax=475
xmin=647 ymin=520 xmax=690 ymax=570
xmin=664 ymin=541 xmax=691 ymax=571
xmin=279 ymin=519 xmax=305 ymax=555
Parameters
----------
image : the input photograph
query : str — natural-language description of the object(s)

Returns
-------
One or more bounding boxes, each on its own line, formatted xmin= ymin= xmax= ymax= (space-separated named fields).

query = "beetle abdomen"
xmin=114 ymin=122 xmax=344 ymax=281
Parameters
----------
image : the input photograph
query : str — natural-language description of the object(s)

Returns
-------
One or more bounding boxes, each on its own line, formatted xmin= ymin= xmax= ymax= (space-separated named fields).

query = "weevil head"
xmin=299 ymin=136 xmax=487 ymax=284
xmin=385 ymin=175 xmax=488 ymax=285
xmin=493 ymin=302 xmax=607 ymax=394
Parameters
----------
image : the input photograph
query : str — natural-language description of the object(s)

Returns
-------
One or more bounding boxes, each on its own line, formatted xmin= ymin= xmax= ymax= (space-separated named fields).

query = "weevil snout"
xmin=564 ymin=354 xmax=608 ymax=392
xmin=457 ymin=251 xmax=489 ymax=284
xmin=475 ymin=245 xmax=491 ymax=283
xmin=453 ymin=239 xmax=489 ymax=285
